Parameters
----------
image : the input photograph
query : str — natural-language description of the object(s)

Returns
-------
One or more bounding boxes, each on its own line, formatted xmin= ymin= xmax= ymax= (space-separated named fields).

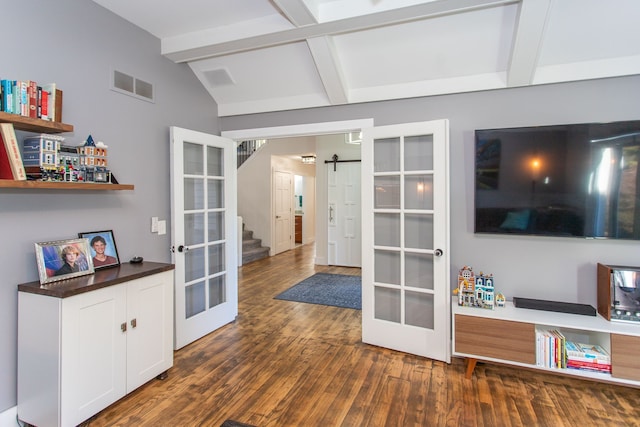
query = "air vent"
xmin=203 ymin=68 xmax=235 ymax=87
xmin=111 ymin=69 xmax=155 ymax=103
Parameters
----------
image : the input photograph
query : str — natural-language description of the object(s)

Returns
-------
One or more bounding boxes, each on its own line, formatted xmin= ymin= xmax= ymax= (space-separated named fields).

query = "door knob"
xmin=434 ymin=249 xmax=443 ymax=257
xmin=177 ymin=245 xmax=189 ymax=253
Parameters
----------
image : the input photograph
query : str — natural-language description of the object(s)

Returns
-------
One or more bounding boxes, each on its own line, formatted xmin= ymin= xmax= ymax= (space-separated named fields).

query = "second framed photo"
xmin=78 ymin=230 xmax=121 ymax=270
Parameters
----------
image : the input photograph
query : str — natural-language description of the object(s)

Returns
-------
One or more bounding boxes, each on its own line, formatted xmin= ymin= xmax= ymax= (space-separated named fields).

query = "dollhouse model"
xmin=455 ymin=265 xmax=497 ymax=310
xmin=78 ymin=135 xmax=110 ymax=183
xmin=22 ymin=134 xmax=65 ymax=172
xmin=21 ymin=134 xmax=111 ymax=183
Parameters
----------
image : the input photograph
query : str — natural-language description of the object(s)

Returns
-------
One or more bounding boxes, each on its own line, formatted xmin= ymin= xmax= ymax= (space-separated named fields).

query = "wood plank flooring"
xmin=90 ymin=244 xmax=640 ymax=427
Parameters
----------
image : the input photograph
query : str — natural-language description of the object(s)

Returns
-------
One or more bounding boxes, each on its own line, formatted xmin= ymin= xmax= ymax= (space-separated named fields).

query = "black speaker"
xmin=513 ymin=297 xmax=596 ymax=316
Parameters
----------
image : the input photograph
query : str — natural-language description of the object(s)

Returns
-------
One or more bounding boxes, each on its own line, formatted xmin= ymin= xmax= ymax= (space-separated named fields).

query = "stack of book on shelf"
xmin=535 ymin=328 xmax=566 ymax=369
xmin=565 ymin=341 xmax=611 ymax=373
xmin=0 ymin=123 xmax=26 ymax=180
xmin=0 ymin=79 xmax=62 ymax=122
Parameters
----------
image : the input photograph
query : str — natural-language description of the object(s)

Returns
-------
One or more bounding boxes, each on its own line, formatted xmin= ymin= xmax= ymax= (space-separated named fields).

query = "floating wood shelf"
xmin=0 ymin=180 xmax=134 ymax=190
xmin=0 ymin=111 xmax=73 ymax=133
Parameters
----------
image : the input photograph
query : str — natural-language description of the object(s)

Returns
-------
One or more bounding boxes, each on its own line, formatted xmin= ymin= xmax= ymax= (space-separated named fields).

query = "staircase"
xmin=242 ymin=225 xmax=270 ymax=265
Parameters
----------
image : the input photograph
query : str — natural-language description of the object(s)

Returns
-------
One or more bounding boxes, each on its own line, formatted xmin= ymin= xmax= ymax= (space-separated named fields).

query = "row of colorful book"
xmin=535 ymin=328 xmax=611 ymax=373
xmin=0 ymin=79 xmax=62 ymax=122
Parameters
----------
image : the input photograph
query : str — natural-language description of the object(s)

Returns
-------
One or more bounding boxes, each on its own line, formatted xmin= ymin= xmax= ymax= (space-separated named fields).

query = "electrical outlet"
xmin=151 ymin=216 xmax=159 ymax=233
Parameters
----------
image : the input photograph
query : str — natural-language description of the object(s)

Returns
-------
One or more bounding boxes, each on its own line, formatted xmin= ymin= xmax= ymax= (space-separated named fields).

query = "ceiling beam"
xmin=271 ymin=0 xmax=317 ymax=27
xmin=507 ymin=0 xmax=552 ymax=86
xmin=163 ymin=0 xmax=519 ymax=63
xmin=306 ymin=36 xmax=348 ymax=105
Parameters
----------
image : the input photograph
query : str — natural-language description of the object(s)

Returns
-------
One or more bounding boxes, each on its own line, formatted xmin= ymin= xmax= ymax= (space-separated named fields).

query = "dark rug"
xmin=274 ymin=273 xmax=361 ymax=309
xmin=221 ymin=420 xmax=255 ymax=427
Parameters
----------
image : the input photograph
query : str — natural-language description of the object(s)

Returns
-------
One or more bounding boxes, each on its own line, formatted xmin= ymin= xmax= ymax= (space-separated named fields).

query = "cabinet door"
xmin=61 ymin=285 xmax=127 ymax=427
xmin=126 ymin=271 xmax=174 ymax=391
xmin=611 ymin=333 xmax=640 ymax=381
xmin=455 ymin=314 xmax=536 ymax=364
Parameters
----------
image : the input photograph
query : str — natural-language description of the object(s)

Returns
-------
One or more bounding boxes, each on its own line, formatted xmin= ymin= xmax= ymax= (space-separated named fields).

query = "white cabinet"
xmin=17 ymin=263 xmax=174 ymax=427
xmin=452 ymin=301 xmax=640 ymax=387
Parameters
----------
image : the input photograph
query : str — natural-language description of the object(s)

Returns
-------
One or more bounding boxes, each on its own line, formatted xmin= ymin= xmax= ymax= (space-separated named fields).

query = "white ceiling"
xmin=91 ymin=0 xmax=640 ymax=117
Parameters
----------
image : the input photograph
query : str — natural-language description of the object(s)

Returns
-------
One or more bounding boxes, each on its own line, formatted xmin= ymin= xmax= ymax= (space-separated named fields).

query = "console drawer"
xmin=455 ymin=314 xmax=535 ymax=365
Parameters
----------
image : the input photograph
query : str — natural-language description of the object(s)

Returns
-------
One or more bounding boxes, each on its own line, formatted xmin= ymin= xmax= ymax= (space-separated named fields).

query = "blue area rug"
xmin=274 ymin=273 xmax=361 ymax=310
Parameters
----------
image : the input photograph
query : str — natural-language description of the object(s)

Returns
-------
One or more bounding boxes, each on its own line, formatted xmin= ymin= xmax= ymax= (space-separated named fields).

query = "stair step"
xmin=241 ymin=226 xmax=270 ymax=264
xmin=243 ymin=246 xmax=270 ymax=264
xmin=243 ymin=238 xmax=263 ymax=250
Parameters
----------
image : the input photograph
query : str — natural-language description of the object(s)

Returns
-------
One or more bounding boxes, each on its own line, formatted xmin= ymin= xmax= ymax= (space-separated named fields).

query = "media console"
xmin=452 ymin=301 xmax=640 ymax=387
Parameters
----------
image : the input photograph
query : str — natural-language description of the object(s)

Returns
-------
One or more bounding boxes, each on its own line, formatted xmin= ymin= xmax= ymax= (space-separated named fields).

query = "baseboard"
xmin=0 ymin=406 xmax=17 ymax=427
xmin=314 ymin=256 xmax=327 ymax=265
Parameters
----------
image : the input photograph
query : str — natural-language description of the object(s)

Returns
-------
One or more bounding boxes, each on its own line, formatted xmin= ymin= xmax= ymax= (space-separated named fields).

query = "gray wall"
xmin=1 ymin=0 xmax=219 ymax=411
xmin=222 ymin=75 xmax=640 ymax=304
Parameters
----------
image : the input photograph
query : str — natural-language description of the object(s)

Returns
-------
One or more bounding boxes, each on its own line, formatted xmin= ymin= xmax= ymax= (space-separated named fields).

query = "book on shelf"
xmin=1 ymin=80 xmax=12 ymax=113
xmin=565 ymin=341 xmax=610 ymax=363
xmin=566 ymin=359 xmax=611 ymax=373
xmin=28 ymin=81 xmax=37 ymax=118
xmin=535 ymin=328 xmax=566 ymax=369
xmin=40 ymin=83 xmax=63 ymax=122
xmin=0 ymin=123 xmax=26 ymax=180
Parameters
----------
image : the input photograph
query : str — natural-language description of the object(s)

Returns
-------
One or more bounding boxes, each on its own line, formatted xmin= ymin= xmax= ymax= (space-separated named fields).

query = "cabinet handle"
xmin=131 ymin=318 xmax=137 ymax=328
xmin=121 ymin=322 xmax=127 ymax=333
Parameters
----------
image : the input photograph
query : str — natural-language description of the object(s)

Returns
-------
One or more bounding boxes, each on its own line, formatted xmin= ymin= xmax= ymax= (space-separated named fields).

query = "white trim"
xmin=221 ymin=119 xmax=374 ymax=140
xmin=0 ymin=406 xmax=17 ymax=427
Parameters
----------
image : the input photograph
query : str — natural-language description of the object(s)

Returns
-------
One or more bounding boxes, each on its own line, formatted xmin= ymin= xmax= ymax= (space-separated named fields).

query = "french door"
xmin=361 ymin=120 xmax=450 ymax=362
xmin=170 ymin=127 xmax=237 ymax=350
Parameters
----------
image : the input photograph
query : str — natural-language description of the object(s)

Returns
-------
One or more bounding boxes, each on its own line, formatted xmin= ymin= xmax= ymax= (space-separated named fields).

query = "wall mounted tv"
xmin=474 ymin=120 xmax=640 ymax=240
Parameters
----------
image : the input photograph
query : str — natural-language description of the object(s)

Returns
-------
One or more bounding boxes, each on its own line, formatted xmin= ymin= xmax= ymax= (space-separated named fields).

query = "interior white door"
xmin=361 ymin=120 xmax=450 ymax=362
xmin=327 ymin=162 xmax=361 ymax=267
xmin=170 ymin=126 xmax=238 ymax=350
xmin=274 ymin=170 xmax=292 ymax=255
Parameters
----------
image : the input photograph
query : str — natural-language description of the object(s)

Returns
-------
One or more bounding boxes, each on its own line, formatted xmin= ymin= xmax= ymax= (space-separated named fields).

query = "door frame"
xmin=222 ymin=119 xmax=373 ymax=265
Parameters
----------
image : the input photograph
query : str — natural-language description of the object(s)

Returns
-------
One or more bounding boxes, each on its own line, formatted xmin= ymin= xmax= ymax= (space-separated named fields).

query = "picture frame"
xmin=78 ymin=230 xmax=121 ymax=270
xmin=35 ymin=238 xmax=95 ymax=284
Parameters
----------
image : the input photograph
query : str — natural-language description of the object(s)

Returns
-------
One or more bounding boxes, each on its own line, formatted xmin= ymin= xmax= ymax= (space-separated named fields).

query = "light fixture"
xmin=301 ymin=155 xmax=316 ymax=164
xmin=345 ymin=131 xmax=362 ymax=144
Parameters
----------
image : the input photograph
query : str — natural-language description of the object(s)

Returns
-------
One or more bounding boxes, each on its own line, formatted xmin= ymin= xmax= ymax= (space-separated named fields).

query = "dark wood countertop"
xmin=18 ymin=262 xmax=175 ymax=298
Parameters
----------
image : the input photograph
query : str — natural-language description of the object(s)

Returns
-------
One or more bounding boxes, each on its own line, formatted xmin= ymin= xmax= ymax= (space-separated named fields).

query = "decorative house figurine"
xmin=21 ymin=134 xmax=65 ymax=180
xmin=455 ymin=266 xmax=496 ymax=309
xmin=457 ymin=266 xmax=476 ymax=306
xmin=496 ymin=292 xmax=506 ymax=307
xmin=79 ymin=135 xmax=111 ymax=183
xmin=475 ymin=272 xmax=495 ymax=310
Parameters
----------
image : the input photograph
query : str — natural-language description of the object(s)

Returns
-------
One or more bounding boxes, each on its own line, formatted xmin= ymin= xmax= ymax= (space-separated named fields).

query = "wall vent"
xmin=203 ymin=68 xmax=235 ymax=87
xmin=111 ymin=69 xmax=155 ymax=103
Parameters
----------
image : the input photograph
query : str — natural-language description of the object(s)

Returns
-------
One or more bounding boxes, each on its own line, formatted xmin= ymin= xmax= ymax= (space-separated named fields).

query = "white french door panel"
xmin=361 ymin=119 xmax=450 ymax=363
xmin=170 ymin=126 xmax=238 ymax=350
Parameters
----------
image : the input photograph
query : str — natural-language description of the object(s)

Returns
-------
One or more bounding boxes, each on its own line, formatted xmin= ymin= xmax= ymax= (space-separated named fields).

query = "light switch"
xmin=151 ymin=216 xmax=159 ymax=233
xmin=157 ymin=220 xmax=167 ymax=235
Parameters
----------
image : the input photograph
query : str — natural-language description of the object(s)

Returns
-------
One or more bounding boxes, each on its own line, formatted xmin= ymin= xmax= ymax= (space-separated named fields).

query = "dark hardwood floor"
xmin=90 ymin=244 xmax=640 ymax=427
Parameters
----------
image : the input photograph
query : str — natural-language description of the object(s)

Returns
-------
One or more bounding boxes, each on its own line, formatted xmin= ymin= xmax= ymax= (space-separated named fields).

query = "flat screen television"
xmin=474 ymin=120 xmax=640 ymax=239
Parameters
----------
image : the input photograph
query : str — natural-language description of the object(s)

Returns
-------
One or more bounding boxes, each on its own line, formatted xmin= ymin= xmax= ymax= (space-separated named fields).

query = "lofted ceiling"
xmin=91 ymin=0 xmax=640 ymax=117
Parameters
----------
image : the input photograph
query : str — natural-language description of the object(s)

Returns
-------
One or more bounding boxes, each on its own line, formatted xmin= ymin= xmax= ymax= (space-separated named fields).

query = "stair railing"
xmin=237 ymin=139 xmax=266 ymax=168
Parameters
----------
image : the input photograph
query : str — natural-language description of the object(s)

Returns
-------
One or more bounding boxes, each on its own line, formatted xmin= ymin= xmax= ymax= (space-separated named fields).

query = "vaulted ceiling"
xmin=91 ymin=0 xmax=640 ymax=117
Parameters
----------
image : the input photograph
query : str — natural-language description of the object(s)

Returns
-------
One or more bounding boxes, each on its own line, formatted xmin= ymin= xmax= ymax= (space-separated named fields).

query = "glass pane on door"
xmin=184 ymin=142 xmax=203 ymax=175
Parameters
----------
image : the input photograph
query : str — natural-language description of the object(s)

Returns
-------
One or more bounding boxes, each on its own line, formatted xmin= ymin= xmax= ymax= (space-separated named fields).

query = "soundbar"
xmin=513 ymin=297 xmax=596 ymax=316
